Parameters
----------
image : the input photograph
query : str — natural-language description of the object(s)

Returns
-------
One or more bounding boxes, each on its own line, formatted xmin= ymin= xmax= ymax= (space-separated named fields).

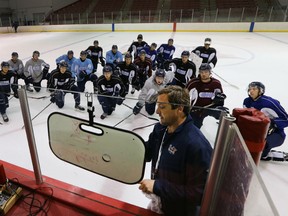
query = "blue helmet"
xmin=248 ymin=81 xmax=265 ymax=95
xmin=155 ymin=69 xmax=166 ymax=78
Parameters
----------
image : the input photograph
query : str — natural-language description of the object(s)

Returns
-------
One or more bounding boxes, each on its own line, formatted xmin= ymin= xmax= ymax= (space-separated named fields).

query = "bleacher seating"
xmin=170 ymin=0 xmax=201 ymax=10
xmin=91 ymin=0 xmax=125 ymax=12
xmin=130 ymin=0 xmax=159 ymax=11
xmin=215 ymin=0 xmax=257 ymax=9
xmin=54 ymin=0 xmax=92 ymax=15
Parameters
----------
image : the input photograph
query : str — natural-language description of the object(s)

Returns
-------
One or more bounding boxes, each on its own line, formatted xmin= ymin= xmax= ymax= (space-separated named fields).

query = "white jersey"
xmin=24 ymin=58 xmax=49 ymax=83
xmin=138 ymin=74 xmax=169 ymax=106
xmin=8 ymin=59 xmax=24 ymax=75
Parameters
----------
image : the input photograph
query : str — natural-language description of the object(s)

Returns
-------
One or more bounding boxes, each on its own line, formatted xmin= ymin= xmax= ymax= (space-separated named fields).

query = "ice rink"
xmin=0 ymin=31 xmax=288 ymax=215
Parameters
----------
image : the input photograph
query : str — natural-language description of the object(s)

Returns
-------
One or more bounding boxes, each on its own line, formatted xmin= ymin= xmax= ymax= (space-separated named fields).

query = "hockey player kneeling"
xmin=186 ymin=64 xmax=228 ymax=128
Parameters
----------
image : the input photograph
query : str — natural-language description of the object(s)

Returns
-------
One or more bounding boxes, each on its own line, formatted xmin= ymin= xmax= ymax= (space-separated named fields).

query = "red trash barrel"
xmin=232 ymin=108 xmax=270 ymax=165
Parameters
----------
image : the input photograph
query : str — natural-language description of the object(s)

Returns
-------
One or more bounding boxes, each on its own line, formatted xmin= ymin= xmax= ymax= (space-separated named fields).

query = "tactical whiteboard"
xmin=47 ymin=112 xmax=146 ymax=184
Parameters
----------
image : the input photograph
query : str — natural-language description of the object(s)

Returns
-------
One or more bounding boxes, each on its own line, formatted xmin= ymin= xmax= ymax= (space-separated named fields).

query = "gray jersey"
xmin=8 ymin=59 xmax=24 ymax=75
xmin=24 ymin=58 xmax=49 ymax=83
xmin=138 ymin=74 xmax=168 ymax=106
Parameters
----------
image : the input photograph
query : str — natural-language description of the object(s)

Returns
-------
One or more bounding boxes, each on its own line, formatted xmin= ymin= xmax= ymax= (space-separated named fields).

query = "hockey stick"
xmin=27 ymin=95 xmax=50 ymax=99
xmin=113 ymin=113 xmax=134 ymax=127
xmin=132 ymin=122 xmax=157 ymax=131
xmin=212 ymin=71 xmax=240 ymax=90
xmin=21 ymin=101 xmax=53 ymax=129
xmin=122 ymin=103 xmax=159 ymax=121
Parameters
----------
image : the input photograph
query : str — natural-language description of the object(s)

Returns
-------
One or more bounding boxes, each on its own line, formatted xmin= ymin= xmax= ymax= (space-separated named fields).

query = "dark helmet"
xmin=94 ymin=40 xmax=99 ymax=44
xmin=248 ymin=81 xmax=265 ymax=95
xmin=67 ymin=50 xmax=74 ymax=55
xmin=12 ymin=52 xmax=18 ymax=57
xmin=125 ymin=53 xmax=132 ymax=59
xmin=1 ymin=61 xmax=9 ymax=67
xmin=137 ymin=34 xmax=143 ymax=39
xmin=59 ymin=61 xmax=68 ymax=68
xmin=168 ymin=38 xmax=174 ymax=43
xmin=151 ymin=43 xmax=157 ymax=48
xmin=139 ymin=50 xmax=146 ymax=56
xmin=155 ymin=69 xmax=166 ymax=78
xmin=199 ymin=64 xmax=212 ymax=71
xmin=204 ymin=38 xmax=212 ymax=44
xmin=103 ymin=65 xmax=112 ymax=73
xmin=181 ymin=50 xmax=190 ymax=57
xmin=112 ymin=45 xmax=118 ymax=50
xmin=32 ymin=50 xmax=40 ymax=57
xmin=80 ymin=50 xmax=88 ymax=55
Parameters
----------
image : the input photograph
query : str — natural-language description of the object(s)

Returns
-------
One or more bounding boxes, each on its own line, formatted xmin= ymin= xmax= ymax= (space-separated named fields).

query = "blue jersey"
xmin=243 ymin=95 xmax=288 ymax=137
xmin=55 ymin=54 xmax=76 ymax=71
xmin=157 ymin=44 xmax=175 ymax=60
xmin=143 ymin=46 xmax=157 ymax=65
xmin=105 ymin=50 xmax=123 ymax=66
xmin=71 ymin=58 xmax=93 ymax=81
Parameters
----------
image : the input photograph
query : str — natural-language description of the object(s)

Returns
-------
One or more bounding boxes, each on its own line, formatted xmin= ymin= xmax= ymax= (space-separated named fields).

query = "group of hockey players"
xmin=1 ymin=34 xmax=288 ymax=161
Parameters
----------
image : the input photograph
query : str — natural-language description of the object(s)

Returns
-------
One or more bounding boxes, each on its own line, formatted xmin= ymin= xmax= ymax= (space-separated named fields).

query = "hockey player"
xmin=0 ymin=62 xmax=18 ymax=122
xmin=186 ymin=64 xmax=227 ymax=129
xmin=143 ymin=43 xmax=157 ymax=70
xmin=133 ymin=50 xmax=152 ymax=90
xmin=24 ymin=50 xmax=50 ymax=92
xmin=96 ymin=66 xmax=126 ymax=119
xmin=48 ymin=61 xmax=85 ymax=111
xmin=71 ymin=50 xmax=97 ymax=93
xmin=243 ymin=81 xmax=288 ymax=161
xmin=127 ymin=34 xmax=148 ymax=59
xmin=157 ymin=38 xmax=175 ymax=69
xmin=133 ymin=69 xmax=167 ymax=116
xmin=115 ymin=53 xmax=139 ymax=99
xmin=192 ymin=38 xmax=217 ymax=69
xmin=164 ymin=50 xmax=196 ymax=88
xmin=105 ymin=45 xmax=123 ymax=72
xmin=55 ymin=50 xmax=76 ymax=71
xmin=8 ymin=52 xmax=26 ymax=86
xmin=85 ymin=40 xmax=105 ymax=73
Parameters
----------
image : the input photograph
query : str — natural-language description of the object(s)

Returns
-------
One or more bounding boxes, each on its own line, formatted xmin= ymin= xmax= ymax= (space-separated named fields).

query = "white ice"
xmin=0 ymin=31 xmax=288 ymax=215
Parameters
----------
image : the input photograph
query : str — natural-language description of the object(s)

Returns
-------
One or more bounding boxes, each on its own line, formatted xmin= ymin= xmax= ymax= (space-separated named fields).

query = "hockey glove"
xmin=116 ymin=98 xmax=124 ymax=105
xmin=43 ymin=65 xmax=50 ymax=79
xmin=50 ymin=93 xmax=56 ymax=103
xmin=79 ymin=70 xmax=87 ymax=79
xmin=212 ymin=92 xmax=226 ymax=106
xmin=100 ymin=59 xmax=105 ymax=67
xmin=14 ymin=91 xmax=19 ymax=99
xmin=26 ymin=76 xmax=33 ymax=84
xmin=133 ymin=102 xmax=143 ymax=115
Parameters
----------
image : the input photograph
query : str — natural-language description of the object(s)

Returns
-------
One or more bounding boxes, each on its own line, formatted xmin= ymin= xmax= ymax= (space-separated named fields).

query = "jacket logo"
xmin=168 ymin=144 xmax=177 ymax=155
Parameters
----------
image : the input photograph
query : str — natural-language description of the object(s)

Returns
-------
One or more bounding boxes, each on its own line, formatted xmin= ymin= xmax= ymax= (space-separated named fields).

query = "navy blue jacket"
xmin=145 ymin=115 xmax=212 ymax=216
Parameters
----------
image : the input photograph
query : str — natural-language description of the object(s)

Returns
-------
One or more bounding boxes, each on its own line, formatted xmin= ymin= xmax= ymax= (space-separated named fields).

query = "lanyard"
xmin=152 ymin=128 xmax=168 ymax=179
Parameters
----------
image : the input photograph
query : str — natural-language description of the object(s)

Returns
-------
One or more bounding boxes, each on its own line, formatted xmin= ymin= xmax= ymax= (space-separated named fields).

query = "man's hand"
xmin=139 ymin=179 xmax=155 ymax=194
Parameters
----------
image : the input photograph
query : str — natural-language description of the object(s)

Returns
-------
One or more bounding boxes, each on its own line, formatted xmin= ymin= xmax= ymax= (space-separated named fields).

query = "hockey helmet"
xmin=1 ymin=61 xmax=9 ymax=68
xmin=67 ymin=50 xmax=74 ymax=55
xmin=168 ymin=38 xmax=174 ymax=42
xmin=204 ymin=38 xmax=212 ymax=44
xmin=112 ymin=45 xmax=118 ymax=50
xmin=103 ymin=65 xmax=112 ymax=73
xmin=137 ymin=34 xmax=143 ymax=39
xmin=94 ymin=40 xmax=99 ymax=45
xmin=248 ymin=81 xmax=265 ymax=95
xmin=139 ymin=50 xmax=146 ymax=56
xmin=155 ymin=69 xmax=166 ymax=78
xmin=12 ymin=52 xmax=18 ymax=57
xmin=125 ymin=53 xmax=132 ymax=59
xmin=59 ymin=61 xmax=68 ymax=68
xmin=151 ymin=43 xmax=157 ymax=48
xmin=32 ymin=50 xmax=40 ymax=57
xmin=181 ymin=50 xmax=190 ymax=57
xmin=80 ymin=50 xmax=88 ymax=56
xmin=199 ymin=64 xmax=211 ymax=72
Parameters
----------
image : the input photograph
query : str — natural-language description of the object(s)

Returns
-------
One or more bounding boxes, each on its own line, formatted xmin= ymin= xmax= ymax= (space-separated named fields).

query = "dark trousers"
xmin=262 ymin=132 xmax=285 ymax=157
xmin=77 ymin=73 xmax=98 ymax=92
xmin=190 ymin=108 xmax=221 ymax=129
xmin=98 ymin=95 xmax=117 ymax=115
xmin=0 ymin=93 xmax=8 ymax=114
xmin=53 ymin=85 xmax=81 ymax=108
xmin=145 ymin=102 xmax=156 ymax=115
xmin=139 ymin=74 xmax=148 ymax=89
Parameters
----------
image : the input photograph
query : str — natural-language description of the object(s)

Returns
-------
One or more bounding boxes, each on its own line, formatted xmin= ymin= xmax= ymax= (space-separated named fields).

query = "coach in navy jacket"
xmin=139 ymin=85 xmax=212 ymax=216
